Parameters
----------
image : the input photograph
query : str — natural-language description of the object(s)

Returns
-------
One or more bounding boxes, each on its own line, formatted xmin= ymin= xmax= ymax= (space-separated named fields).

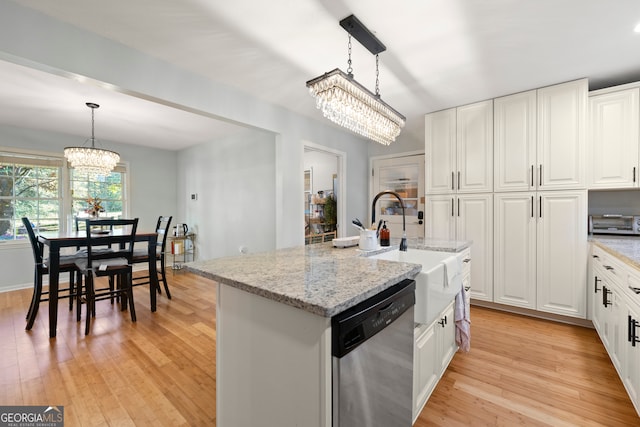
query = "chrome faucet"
xmin=371 ymin=190 xmax=408 ymax=251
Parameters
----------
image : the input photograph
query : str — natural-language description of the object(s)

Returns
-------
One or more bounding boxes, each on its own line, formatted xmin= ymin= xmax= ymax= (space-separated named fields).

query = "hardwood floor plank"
xmin=2 ymin=273 xmax=638 ymax=426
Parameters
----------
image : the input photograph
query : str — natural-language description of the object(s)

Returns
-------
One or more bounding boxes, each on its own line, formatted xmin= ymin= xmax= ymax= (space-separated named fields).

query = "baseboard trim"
xmin=471 ymin=300 xmax=594 ymax=328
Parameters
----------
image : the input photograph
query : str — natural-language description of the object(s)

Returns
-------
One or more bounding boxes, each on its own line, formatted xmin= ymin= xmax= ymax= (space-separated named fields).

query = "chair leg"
xmin=26 ymin=268 xmax=38 ymax=320
xmin=76 ymin=273 xmax=83 ymax=322
xmin=26 ymin=270 xmax=44 ymax=330
xmin=68 ymin=271 xmax=75 ymax=312
xmin=160 ymin=257 xmax=171 ymax=299
xmin=84 ymin=274 xmax=94 ymax=335
xmin=127 ymin=272 xmax=137 ymax=323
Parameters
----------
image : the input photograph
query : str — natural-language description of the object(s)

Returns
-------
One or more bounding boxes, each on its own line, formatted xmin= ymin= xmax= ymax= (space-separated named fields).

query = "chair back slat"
xmin=155 ymin=216 xmax=172 ymax=251
xmin=21 ymin=217 xmax=44 ymax=265
xmin=82 ymin=218 xmax=138 ymax=269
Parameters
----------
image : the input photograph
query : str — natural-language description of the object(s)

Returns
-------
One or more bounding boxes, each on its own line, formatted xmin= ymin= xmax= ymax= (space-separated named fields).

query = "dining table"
xmin=37 ymin=229 xmax=160 ymax=338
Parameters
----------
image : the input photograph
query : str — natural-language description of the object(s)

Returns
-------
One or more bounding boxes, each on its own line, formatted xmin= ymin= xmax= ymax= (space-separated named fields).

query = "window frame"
xmin=0 ymin=146 xmax=129 ymax=244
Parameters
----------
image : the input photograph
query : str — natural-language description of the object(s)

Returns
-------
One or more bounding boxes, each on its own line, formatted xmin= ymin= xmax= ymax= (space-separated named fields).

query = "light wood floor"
xmin=1 ymin=271 xmax=638 ymax=426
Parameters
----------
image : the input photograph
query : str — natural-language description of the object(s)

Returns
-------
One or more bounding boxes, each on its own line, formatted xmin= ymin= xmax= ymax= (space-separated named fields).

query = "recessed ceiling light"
xmin=634 ymin=22 xmax=640 ymax=32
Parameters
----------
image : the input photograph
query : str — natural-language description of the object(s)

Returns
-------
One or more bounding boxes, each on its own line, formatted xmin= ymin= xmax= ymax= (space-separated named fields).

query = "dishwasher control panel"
xmin=331 ymin=279 xmax=416 ymax=358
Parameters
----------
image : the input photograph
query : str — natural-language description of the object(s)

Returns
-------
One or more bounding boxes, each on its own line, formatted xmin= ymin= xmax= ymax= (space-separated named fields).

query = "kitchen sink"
xmin=370 ymin=249 xmax=463 ymax=325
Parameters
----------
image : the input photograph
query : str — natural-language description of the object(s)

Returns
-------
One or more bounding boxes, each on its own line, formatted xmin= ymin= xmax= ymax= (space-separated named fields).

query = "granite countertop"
xmin=185 ymin=239 xmax=470 ymax=318
xmin=590 ymin=235 xmax=640 ymax=270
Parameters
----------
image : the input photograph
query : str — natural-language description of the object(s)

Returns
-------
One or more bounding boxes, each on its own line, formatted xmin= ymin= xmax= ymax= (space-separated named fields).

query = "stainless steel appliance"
xmin=332 ymin=279 xmax=415 ymax=427
xmin=589 ymin=215 xmax=640 ymax=235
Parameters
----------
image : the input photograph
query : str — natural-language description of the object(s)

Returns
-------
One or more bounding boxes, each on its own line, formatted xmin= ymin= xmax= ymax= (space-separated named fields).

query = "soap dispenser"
xmin=380 ymin=221 xmax=390 ymax=246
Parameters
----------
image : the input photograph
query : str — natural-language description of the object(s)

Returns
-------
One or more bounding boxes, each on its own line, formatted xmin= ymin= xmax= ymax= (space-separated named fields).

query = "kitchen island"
xmin=186 ymin=240 xmax=470 ymax=427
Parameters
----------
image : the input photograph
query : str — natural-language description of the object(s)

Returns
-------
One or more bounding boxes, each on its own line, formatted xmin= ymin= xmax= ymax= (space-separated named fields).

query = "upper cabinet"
xmin=426 ymin=100 xmax=493 ymax=194
xmin=494 ymin=79 xmax=588 ymax=192
xmin=537 ymin=79 xmax=588 ymax=190
xmin=588 ymin=87 xmax=640 ymax=189
xmin=494 ymin=90 xmax=537 ymax=192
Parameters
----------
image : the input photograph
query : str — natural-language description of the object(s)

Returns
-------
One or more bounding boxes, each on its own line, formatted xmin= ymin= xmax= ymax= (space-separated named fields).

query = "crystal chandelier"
xmin=306 ymin=15 xmax=405 ymax=145
xmin=64 ymin=102 xmax=120 ymax=176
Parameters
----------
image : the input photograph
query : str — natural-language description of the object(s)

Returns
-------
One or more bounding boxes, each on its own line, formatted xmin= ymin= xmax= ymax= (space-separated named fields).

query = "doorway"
xmin=303 ymin=143 xmax=346 ymax=244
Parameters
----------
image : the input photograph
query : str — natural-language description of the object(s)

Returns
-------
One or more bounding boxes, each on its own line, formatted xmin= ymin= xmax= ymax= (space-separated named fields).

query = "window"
xmin=71 ymin=166 xmax=126 ymax=226
xmin=0 ymin=149 xmax=127 ymax=240
xmin=0 ymin=153 xmax=63 ymax=240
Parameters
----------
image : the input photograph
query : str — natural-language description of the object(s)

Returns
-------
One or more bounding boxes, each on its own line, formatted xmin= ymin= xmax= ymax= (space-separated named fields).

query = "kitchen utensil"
xmin=376 ymin=219 xmax=383 ymax=238
xmin=352 ymin=218 xmax=365 ymax=231
xmin=351 ymin=222 xmax=365 ymax=232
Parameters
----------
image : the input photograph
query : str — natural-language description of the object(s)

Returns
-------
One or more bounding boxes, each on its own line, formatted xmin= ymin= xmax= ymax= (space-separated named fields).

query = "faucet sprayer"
xmin=371 ymin=190 xmax=408 ymax=251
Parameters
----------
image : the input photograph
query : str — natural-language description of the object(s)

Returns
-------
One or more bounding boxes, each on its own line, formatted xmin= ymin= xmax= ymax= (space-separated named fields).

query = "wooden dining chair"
xmin=74 ymin=218 xmax=138 ymax=335
xmin=22 ymin=217 xmax=82 ymax=330
xmin=131 ymin=215 xmax=173 ymax=299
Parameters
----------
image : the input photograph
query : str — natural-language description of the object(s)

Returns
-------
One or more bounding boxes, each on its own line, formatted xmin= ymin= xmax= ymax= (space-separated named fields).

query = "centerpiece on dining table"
xmin=85 ymin=196 xmax=104 ymax=218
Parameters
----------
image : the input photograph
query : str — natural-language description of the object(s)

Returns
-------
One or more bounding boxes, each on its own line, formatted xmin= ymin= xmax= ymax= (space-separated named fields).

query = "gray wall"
xmin=178 ymin=129 xmax=277 ymax=259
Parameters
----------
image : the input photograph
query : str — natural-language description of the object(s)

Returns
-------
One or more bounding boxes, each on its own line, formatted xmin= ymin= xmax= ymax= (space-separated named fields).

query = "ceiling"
xmin=4 ymin=0 xmax=640 ymax=151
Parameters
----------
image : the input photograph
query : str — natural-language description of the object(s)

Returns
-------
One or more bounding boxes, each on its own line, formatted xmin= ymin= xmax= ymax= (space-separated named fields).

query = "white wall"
xmin=0 ymin=124 xmax=178 ymax=291
xmin=178 ymin=130 xmax=277 ymax=259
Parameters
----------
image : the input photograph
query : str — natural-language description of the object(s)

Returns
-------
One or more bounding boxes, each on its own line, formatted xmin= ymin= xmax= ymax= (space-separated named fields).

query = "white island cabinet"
xmin=186 ymin=241 xmax=471 ymax=426
xmin=187 ymin=243 xmax=422 ymax=427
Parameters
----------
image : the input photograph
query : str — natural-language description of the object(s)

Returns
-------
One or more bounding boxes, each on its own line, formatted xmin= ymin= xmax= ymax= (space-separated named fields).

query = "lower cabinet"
xmin=413 ymin=301 xmax=457 ymax=422
xmin=590 ymin=244 xmax=640 ymax=416
xmin=494 ymin=191 xmax=587 ymax=318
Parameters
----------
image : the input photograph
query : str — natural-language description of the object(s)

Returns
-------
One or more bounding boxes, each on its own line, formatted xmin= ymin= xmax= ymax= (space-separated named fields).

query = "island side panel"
xmin=217 ymin=282 xmax=332 ymax=427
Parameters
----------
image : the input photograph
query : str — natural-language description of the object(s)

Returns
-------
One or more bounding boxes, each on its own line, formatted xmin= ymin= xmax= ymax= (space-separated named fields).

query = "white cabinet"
xmin=412 ymin=301 xmax=456 ymax=422
xmin=588 ymin=88 xmax=640 ymax=189
xmin=425 ymin=194 xmax=493 ymax=301
xmin=493 ymin=193 xmax=537 ymax=309
xmin=590 ymin=244 xmax=640 ymax=415
xmin=494 ymin=191 xmax=587 ymax=318
xmin=494 ymin=79 xmax=587 ymax=192
xmin=537 ymin=79 xmax=588 ymax=190
xmin=494 ymin=90 xmax=537 ymax=192
xmin=425 ymin=108 xmax=456 ymax=194
xmin=624 ymin=300 xmax=640 ymax=410
xmin=425 ymin=100 xmax=493 ymax=195
xmin=536 ymin=191 xmax=588 ymax=318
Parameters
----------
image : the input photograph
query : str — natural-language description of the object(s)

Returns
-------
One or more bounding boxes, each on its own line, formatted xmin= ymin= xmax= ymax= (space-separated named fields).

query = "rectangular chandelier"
xmin=306 ymin=15 xmax=405 ymax=146
xmin=306 ymin=68 xmax=405 ymax=146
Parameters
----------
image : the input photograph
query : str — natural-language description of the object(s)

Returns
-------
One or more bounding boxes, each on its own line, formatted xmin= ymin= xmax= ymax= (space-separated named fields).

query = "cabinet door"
xmin=591 ymin=262 xmax=606 ymax=335
xmin=494 ymin=192 xmax=537 ymax=309
xmin=588 ymin=89 xmax=640 ymax=189
xmin=456 ymin=100 xmax=493 ymax=193
xmin=425 ymin=109 xmax=456 ymax=194
xmin=624 ymin=301 xmax=640 ymax=410
xmin=494 ymin=90 xmax=537 ymax=192
xmin=537 ymin=79 xmax=587 ymax=190
xmin=413 ymin=323 xmax=438 ymax=420
xmin=536 ymin=191 xmax=588 ymax=318
xmin=437 ymin=302 xmax=457 ymax=374
xmin=457 ymin=194 xmax=493 ymax=302
xmin=425 ymin=194 xmax=456 ymax=240
xmin=609 ymin=284 xmax=626 ymax=374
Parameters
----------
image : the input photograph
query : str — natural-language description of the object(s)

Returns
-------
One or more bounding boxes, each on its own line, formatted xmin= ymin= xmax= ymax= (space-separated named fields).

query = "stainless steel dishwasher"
xmin=332 ymin=278 xmax=416 ymax=427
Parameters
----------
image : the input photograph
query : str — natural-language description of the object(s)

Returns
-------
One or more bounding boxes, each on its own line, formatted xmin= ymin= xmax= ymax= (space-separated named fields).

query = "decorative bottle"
xmin=380 ymin=221 xmax=390 ymax=247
